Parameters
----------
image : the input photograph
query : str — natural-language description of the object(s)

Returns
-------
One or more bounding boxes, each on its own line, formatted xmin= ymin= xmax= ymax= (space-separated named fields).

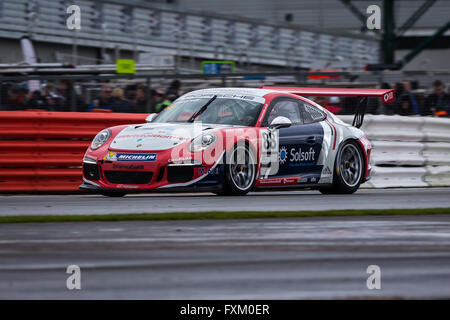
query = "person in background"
xmin=422 ymin=80 xmax=450 ymax=117
xmin=410 ymin=80 xmax=425 ymax=113
xmin=401 ymin=80 xmax=419 ymax=115
xmin=6 ymin=85 xmax=28 ymax=110
xmin=155 ymin=93 xmax=177 ymax=113
xmin=26 ymin=90 xmax=48 ymax=110
xmin=397 ymin=94 xmax=415 ymax=116
xmin=42 ymin=84 xmax=63 ymax=111
xmin=166 ymin=80 xmax=181 ymax=99
xmin=393 ymin=82 xmax=404 ymax=101
xmin=133 ymin=85 xmax=148 ymax=113
xmin=150 ymin=89 xmax=165 ymax=113
xmin=88 ymin=86 xmax=114 ymax=112
xmin=111 ymin=87 xmax=134 ymax=113
xmin=124 ymin=84 xmax=137 ymax=101
xmin=393 ymin=82 xmax=414 ymax=116
xmin=55 ymin=80 xmax=86 ymax=112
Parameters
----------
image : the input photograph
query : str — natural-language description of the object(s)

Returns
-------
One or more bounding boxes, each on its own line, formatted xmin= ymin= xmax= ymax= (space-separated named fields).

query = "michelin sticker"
xmin=105 ymin=152 xmax=157 ymax=162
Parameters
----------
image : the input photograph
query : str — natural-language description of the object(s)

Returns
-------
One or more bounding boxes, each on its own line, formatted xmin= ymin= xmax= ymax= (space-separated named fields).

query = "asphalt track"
xmin=1 ymin=188 xmax=450 ymax=216
xmin=1 ymin=215 xmax=450 ymax=299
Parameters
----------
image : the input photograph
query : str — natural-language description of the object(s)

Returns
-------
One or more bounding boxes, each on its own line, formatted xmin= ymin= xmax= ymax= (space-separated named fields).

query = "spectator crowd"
xmin=1 ymin=78 xmax=449 ymax=117
xmin=0 ymin=80 xmax=182 ymax=114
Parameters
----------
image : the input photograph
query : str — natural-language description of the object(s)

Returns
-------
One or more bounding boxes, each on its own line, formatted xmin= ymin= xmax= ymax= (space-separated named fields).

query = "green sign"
xmin=201 ymin=61 xmax=235 ymax=74
xmin=116 ymin=59 xmax=136 ymax=74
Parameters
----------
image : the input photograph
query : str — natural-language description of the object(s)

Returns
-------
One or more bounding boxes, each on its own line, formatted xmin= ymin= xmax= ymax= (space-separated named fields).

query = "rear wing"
xmin=260 ymin=86 xmax=395 ymax=128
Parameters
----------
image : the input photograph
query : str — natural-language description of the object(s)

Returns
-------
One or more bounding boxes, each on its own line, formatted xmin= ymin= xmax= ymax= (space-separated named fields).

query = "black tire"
xmin=216 ymin=144 xmax=257 ymax=196
xmin=100 ymin=191 xmax=127 ymax=197
xmin=319 ymin=140 xmax=364 ymax=195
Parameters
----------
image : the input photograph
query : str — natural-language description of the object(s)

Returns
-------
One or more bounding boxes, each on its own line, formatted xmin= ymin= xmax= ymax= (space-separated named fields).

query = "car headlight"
xmin=90 ymin=129 xmax=111 ymax=150
xmin=189 ymin=133 xmax=217 ymax=153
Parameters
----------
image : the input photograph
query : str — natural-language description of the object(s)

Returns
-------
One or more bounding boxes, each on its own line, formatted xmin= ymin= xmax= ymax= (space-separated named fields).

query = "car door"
xmin=263 ymin=97 xmax=324 ymax=183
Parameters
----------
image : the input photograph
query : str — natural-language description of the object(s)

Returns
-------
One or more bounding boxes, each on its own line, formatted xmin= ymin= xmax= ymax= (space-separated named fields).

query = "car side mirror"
xmin=145 ymin=113 xmax=158 ymax=123
xmin=269 ymin=116 xmax=292 ymax=130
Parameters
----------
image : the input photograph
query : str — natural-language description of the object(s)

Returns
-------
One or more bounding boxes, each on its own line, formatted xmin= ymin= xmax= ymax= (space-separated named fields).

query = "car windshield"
xmin=152 ymin=97 xmax=264 ymax=126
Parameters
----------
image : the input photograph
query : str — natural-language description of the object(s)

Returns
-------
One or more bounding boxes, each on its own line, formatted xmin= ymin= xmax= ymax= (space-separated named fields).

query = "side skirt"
xmin=253 ymin=183 xmax=332 ymax=191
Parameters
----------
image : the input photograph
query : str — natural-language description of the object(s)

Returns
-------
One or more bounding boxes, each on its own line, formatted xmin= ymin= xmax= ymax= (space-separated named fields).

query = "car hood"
xmin=109 ymin=122 xmax=236 ymax=151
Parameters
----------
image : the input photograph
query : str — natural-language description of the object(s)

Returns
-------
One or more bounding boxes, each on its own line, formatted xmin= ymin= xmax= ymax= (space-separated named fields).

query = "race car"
xmin=80 ymin=86 xmax=394 ymax=197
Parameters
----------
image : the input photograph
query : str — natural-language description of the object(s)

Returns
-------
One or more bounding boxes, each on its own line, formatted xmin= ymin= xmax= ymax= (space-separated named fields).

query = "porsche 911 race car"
xmin=80 ymin=87 xmax=394 ymax=197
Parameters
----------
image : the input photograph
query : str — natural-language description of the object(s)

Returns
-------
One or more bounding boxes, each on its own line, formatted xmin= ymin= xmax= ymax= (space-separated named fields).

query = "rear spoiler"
xmin=260 ymin=86 xmax=395 ymax=128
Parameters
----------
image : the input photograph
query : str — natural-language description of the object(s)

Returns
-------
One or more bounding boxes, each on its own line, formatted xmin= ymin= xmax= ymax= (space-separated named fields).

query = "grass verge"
xmin=0 ymin=207 xmax=450 ymax=224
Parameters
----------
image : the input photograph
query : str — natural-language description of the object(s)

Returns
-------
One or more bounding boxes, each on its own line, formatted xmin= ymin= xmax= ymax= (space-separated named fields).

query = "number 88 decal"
xmin=260 ymin=130 xmax=280 ymax=177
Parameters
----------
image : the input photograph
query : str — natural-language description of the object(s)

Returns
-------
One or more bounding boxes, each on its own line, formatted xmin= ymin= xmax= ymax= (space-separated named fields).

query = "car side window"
xmin=265 ymin=99 xmax=303 ymax=126
xmin=301 ymin=102 xmax=326 ymax=124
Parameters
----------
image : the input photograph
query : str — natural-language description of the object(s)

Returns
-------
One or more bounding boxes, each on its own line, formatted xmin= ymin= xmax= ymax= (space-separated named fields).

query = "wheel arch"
xmin=333 ymin=137 xmax=367 ymax=183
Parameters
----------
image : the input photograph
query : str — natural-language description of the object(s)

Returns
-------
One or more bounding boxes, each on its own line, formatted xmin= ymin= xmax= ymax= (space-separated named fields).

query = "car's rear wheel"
xmin=319 ymin=140 xmax=364 ymax=195
xmin=100 ymin=191 xmax=127 ymax=197
xmin=215 ymin=144 xmax=256 ymax=196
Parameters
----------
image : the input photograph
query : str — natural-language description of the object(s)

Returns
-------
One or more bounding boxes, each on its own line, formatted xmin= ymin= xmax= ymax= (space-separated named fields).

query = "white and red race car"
xmin=80 ymin=87 xmax=394 ymax=197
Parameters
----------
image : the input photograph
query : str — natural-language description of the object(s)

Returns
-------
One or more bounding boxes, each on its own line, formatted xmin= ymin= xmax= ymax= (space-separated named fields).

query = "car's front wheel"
xmin=215 ymin=144 xmax=256 ymax=196
xmin=319 ymin=140 xmax=364 ymax=195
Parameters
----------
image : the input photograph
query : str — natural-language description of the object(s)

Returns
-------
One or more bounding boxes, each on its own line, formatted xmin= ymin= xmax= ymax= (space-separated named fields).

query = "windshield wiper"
xmin=187 ymin=95 xmax=217 ymax=123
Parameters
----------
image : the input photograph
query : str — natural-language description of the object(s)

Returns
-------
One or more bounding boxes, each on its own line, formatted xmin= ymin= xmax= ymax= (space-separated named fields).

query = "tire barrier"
xmin=0 ymin=111 xmax=146 ymax=192
xmin=338 ymin=115 xmax=450 ymax=188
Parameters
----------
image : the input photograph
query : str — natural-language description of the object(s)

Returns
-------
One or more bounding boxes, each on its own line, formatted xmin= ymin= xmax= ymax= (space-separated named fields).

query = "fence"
xmin=0 ymin=110 xmax=146 ymax=192
xmin=339 ymin=115 xmax=450 ymax=188
xmin=3 ymin=70 xmax=450 ymax=114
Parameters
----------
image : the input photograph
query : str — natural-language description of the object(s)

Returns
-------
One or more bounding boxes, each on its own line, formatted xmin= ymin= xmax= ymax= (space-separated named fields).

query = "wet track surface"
xmin=1 ymin=215 xmax=450 ymax=299
xmin=1 ymin=188 xmax=450 ymax=216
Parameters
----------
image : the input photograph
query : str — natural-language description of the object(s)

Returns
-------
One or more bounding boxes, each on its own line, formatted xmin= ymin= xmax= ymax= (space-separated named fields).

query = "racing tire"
xmin=215 ymin=144 xmax=256 ymax=196
xmin=319 ymin=140 xmax=364 ymax=195
xmin=100 ymin=191 xmax=127 ymax=197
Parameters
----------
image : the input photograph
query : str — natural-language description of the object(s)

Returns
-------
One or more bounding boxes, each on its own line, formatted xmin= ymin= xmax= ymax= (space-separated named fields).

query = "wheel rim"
xmin=338 ymin=143 xmax=362 ymax=187
xmin=229 ymin=146 xmax=255 ymax=191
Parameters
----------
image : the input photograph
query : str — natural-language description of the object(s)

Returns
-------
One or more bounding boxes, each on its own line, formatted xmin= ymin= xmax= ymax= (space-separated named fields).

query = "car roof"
xmin=186 ymin=87 xmax=275 ymax=98
xmin=181 ymin=87 xmax=291 ymax=104
xmin=184 ymin=86 xmax=325 ymax=105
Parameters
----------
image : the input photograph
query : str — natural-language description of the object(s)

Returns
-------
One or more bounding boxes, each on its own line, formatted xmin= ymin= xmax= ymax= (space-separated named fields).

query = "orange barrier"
xmin=0 ymin=111 xmax=147 ymax=192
